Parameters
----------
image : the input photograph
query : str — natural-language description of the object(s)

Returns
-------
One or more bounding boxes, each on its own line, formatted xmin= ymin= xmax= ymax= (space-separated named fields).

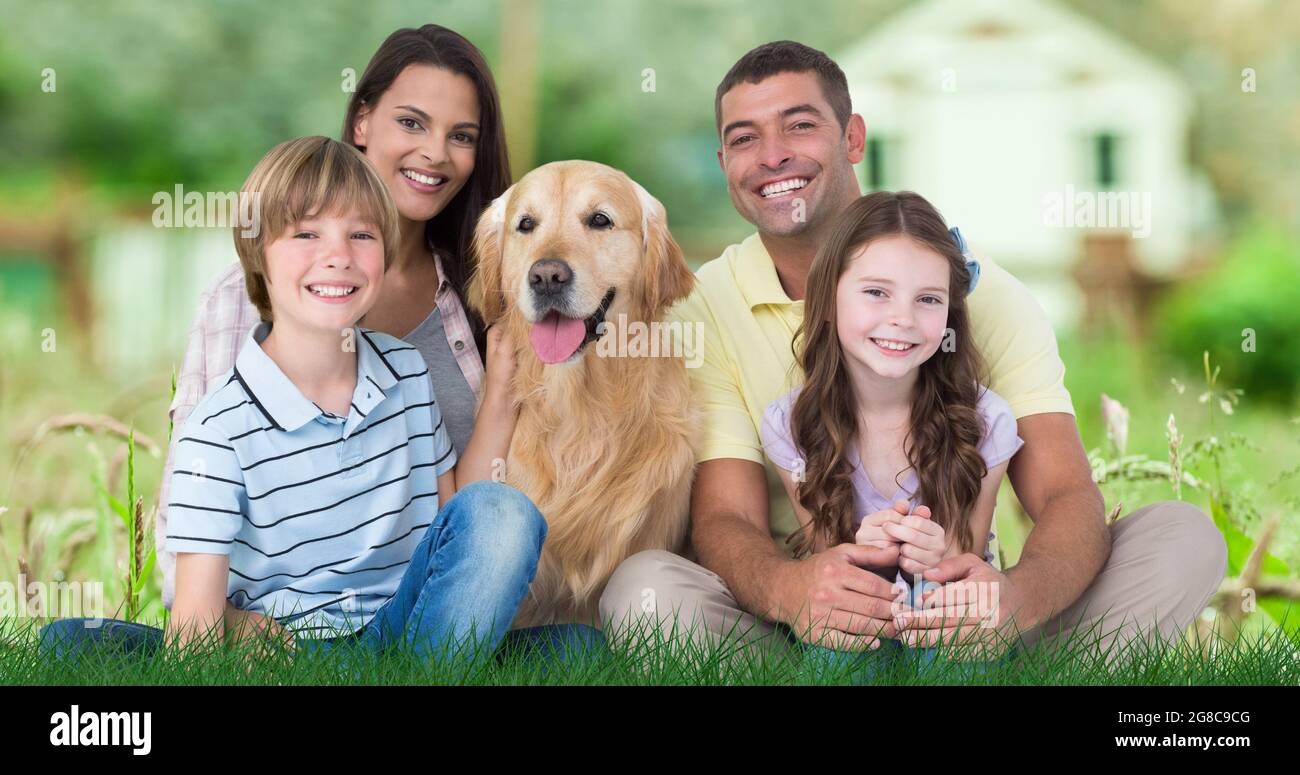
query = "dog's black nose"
xmin=529 ymin=259 xmax=572 ymax=297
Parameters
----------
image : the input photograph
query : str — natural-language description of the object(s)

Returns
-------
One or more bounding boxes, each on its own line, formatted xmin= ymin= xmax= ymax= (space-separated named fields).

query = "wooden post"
xmin=0 ymin=175 xmax=96 ymax=358
xmin=498 ymin=0 xmax=541 ymax=179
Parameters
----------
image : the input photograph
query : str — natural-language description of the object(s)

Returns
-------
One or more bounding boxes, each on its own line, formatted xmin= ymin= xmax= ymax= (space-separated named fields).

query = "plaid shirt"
xmin=156 ymin=250 xmax=484 ymax=610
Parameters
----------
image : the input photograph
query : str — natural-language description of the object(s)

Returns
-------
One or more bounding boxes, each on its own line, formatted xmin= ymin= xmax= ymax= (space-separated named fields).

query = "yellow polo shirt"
xmin=667 ymin=232 xmax=1075 ymax=551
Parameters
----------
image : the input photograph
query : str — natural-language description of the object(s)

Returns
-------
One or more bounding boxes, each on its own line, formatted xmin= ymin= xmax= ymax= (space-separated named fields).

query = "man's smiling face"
xmin=717 ymin=70 xmax=865 ymax=238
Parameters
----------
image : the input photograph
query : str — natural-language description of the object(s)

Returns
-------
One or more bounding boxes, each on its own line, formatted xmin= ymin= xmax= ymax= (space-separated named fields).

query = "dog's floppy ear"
xmin=632 ymin=180 xmax=695 ymax=314
xmin=468 ymin=184 xmax=515 ymax=323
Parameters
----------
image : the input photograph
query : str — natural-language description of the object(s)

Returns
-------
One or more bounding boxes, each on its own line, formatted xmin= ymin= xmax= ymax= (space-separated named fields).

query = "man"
xmin=599 ymin=41 xmax=1226 ymax=664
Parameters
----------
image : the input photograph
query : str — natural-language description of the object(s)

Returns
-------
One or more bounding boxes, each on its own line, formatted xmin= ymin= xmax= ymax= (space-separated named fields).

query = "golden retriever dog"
xmin=467 ymin=160 xmax=700 ymax=628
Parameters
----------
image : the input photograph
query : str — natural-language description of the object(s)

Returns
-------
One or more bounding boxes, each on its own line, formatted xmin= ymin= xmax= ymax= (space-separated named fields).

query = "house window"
xmin=1094 ymin=132 xmax=1120 ymax=188
xmin=865 ymin=137 xmax=894 ymax=190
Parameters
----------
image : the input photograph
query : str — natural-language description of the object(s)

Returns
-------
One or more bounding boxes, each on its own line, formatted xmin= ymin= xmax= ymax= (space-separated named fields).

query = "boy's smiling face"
xmin=263 ymin=209 xmax=386 ymax=336
xmin=835 ymin=234 xmax=952 ymax=381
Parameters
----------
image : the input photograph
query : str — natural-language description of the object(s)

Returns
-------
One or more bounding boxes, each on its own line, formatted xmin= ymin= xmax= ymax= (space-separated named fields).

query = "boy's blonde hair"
xmin=234 ymin=135 xmax=399 ymax=321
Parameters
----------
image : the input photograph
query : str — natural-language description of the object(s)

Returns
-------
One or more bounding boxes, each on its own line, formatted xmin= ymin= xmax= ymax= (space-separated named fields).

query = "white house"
xmin=838 ymin=0 xmax=1212 ymax=327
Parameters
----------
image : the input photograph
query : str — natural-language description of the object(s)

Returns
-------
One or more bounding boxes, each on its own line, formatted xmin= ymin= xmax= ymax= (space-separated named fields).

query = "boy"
xmin=166 ymin=136 xmax=543 ymax=661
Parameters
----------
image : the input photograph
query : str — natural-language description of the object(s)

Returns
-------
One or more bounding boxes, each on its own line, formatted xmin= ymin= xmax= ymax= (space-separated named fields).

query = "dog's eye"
xmin=587 ymin=212 xmax=612 ymax=229
xmin=517 ymin=215 xmax=536 ymax=233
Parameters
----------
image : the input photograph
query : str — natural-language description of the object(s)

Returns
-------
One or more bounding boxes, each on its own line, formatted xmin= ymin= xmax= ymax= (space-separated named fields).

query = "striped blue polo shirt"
xmin=166 ymin=320 xmax=458 ymax=638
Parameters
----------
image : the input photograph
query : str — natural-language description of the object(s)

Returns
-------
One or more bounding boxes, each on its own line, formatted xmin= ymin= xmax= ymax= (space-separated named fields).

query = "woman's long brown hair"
xmin=341 ymin=24 xmax=512 ymax=361
xmin=787 ymin=191 xmax=989 ymax=559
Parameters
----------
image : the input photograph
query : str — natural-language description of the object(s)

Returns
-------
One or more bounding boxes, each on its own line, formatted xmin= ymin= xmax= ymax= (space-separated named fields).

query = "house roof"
xmin=838 ymin=0 xmax=1190 ymax=104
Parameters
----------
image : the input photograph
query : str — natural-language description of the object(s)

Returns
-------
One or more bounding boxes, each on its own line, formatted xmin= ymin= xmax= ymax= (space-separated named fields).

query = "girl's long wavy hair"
xmin=787 ymin=191 xmax=989 ymax=559
xmin=341 ymin=24 xmax=512 ymax=361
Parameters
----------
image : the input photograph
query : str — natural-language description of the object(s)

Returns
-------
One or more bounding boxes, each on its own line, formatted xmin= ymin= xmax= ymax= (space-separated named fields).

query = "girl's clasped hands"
xmin=854 ymin=499 xmax=946 ymax=612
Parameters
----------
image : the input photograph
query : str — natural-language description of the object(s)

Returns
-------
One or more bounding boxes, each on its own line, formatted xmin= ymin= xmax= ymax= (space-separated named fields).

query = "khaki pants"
xmin=598 ymin=500 xmax=1228 ymax=665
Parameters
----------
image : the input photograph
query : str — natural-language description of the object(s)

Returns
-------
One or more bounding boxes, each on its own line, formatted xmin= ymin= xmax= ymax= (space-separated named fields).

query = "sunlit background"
xmin=1 ymin=0 xmax=1296 ymax=640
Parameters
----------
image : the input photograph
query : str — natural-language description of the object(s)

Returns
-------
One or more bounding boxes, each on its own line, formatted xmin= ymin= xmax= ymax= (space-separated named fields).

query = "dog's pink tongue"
xmin=529 ymin=312 xmax=587 ymax=364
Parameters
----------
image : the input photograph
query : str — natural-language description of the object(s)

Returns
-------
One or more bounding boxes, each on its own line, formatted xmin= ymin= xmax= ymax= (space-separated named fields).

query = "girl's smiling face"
xmin=263 ymin=209 xmax=387 ymax=336
xmin=351 ymin=64 xmax=480 ymax=224
xmin=834 ymin=234 xmax=952 ymax=381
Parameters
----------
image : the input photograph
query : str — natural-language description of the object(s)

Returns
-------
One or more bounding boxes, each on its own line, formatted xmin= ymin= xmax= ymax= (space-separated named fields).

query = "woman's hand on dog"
xmin=483 ymin=324 xmax=518 ymax=405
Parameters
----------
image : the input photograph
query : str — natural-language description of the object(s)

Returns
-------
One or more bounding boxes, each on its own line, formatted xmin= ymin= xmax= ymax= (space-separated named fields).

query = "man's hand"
xmin=895 ymin=553 xmax=1029 ymax=660
xmin=775 ymin=542 xmax=911 ymax=651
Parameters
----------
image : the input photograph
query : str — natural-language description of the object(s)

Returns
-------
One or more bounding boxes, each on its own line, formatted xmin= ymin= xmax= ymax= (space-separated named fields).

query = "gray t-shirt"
xmin=403 ymin=305 xmax=478 ymax=456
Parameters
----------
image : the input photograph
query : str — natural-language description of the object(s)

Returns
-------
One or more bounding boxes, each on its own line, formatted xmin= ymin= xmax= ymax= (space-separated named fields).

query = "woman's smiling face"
xmin=352 ymin=64 xmax=480 ymax=224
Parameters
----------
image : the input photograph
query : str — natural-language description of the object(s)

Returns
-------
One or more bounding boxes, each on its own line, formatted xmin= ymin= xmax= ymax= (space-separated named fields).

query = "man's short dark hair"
xmin=714 ymin=40 xmax=853 ymax=138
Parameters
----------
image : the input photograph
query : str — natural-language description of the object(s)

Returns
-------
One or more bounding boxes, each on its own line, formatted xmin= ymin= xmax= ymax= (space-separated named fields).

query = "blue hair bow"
xmin=949 ymin=226 xmax=981 ymax=296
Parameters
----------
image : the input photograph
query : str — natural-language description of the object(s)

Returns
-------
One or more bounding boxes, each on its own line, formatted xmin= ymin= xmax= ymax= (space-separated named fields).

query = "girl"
xmin=760 ymin=190 xmax=1023 ymax=655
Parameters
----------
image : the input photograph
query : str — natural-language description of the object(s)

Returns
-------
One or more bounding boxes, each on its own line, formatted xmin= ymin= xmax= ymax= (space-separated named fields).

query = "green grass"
xmin=2 ymin=614 xmax=1296 ymax=686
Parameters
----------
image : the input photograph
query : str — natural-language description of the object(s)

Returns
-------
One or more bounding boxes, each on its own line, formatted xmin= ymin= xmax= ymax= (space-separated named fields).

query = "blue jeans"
xmin=39 ymin=618 xmax=604 ymax=665
xmin=801 ymin=636 xmax=1017 ymax=684
xmin=343 ymin=479 xmax=547 ymax=660
xmin=41 ymin=481 xmax=604 ymax=668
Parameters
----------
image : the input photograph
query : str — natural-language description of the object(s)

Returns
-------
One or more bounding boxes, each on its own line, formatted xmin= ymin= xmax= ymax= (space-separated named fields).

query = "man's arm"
xmin=690 ymin=458 xmax=784 ymax=617
xmin=772 ymin=465 xmax=828 ymax=555
xmin=962 ymin=250 xmax=1108 ymax=628
xmin=1003 ymin=412 xmax=1110 ymax=628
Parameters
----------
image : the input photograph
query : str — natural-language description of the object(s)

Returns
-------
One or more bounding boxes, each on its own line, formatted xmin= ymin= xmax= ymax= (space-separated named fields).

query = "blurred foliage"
xmin=1154 ymin=227 xmax=1300 ymax=407
xmin=2 ymin=0 xmax=1298 ymax=243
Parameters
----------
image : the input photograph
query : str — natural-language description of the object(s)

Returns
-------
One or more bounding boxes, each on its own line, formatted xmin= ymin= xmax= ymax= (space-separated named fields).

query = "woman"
xmin=42 ymin=25 xmax=604 ymax=665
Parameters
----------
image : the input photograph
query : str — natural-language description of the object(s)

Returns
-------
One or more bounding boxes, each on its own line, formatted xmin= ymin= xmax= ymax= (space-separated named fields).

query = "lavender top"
xmin=760 ymin=383 xmax=1024 ymax=567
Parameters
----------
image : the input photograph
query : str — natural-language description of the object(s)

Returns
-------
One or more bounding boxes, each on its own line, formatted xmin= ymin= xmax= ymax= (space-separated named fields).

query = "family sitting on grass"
xmin=40 ymin=27 xmax=1227 ymax=680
